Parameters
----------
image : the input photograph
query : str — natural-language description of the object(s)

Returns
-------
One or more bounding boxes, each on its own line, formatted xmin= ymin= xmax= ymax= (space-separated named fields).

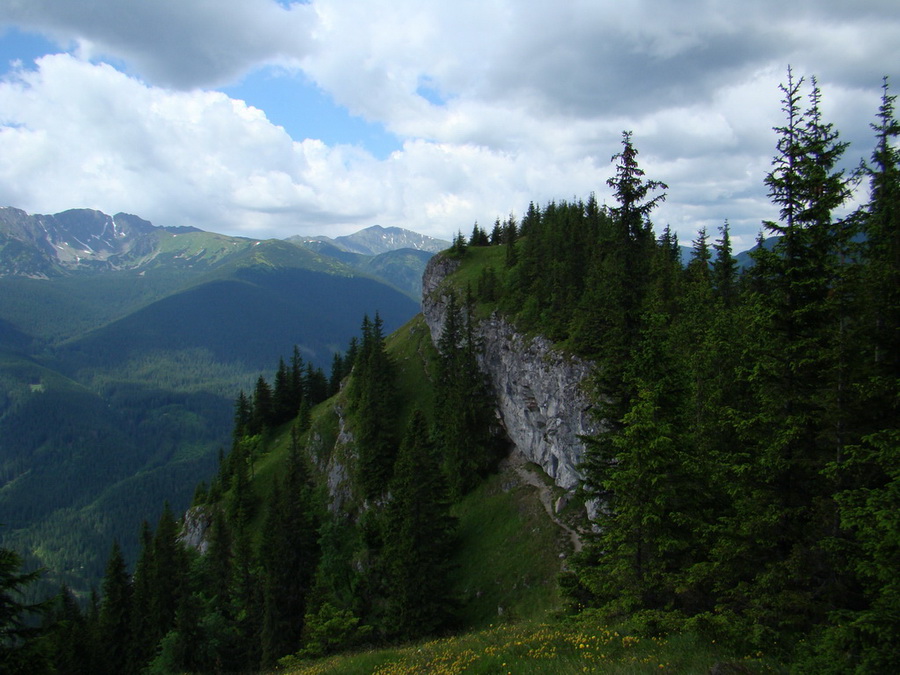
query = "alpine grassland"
xmin=279 ymin=620 xmax=781 ymax=674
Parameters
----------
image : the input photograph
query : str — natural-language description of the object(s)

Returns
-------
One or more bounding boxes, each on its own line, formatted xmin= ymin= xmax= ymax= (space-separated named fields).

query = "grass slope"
xmin=280 ymin=621 xmax=779 ymax=674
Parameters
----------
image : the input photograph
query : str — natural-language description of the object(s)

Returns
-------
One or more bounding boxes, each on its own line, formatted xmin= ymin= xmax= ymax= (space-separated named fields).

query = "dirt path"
xmin=505 ymin=451 xmax=583 ymax=554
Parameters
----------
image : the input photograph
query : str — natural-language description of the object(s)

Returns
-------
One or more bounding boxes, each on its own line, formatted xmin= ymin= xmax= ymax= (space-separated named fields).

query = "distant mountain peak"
xmin=287 ymin=224 xmax=450 ymax=256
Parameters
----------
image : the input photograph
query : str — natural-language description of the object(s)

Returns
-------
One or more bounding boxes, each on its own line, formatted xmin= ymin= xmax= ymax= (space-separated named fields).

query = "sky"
xmin=0 ymin=1 xmax=898 ymax=251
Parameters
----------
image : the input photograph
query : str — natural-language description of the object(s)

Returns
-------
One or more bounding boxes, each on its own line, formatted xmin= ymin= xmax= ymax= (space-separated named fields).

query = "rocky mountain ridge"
xmin=0 ymin=206 xmax=201 ymax=277
xmin=421 ymin=254 xmax=599 ymax=516
xmin=289 ymin=224 xmax=450 ymax=256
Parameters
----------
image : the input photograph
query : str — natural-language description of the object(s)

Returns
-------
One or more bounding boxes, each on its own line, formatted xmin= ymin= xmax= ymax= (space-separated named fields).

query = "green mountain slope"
xmin=0 ymin=218 xmax=422 ymax=594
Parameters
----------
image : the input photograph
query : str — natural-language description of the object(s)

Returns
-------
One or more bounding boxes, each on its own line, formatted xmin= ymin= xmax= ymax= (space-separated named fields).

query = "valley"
xmin=0 ymin=208 xmax=436 ymax=592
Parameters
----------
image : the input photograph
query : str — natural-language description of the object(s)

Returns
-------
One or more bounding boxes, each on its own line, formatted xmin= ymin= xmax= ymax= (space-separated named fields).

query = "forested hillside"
xmin=2 ymin=71 xmax=897 ymax=674
xmin=0 ymin=224 xmax=421 ymax=595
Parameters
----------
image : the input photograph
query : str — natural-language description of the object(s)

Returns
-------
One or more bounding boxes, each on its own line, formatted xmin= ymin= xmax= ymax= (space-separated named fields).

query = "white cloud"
xmin=0 ymin=0 xmax=314 ymax=87
xmin=0 ymin=0 xmax=898 ymax=246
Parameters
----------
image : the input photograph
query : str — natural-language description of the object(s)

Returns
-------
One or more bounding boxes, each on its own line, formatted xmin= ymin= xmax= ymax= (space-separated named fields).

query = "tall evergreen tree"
xmin=711 ymin=221 xmax=738 ymax=306
xmin=712 ymin=69 xmax=855 ymax=639
xmin=259 ymin=429 xmax=319 ymax=667
xmin=433 ymin=290 xmax=498 ymax=498
xmin=347 ymin=314 xmax=399 ymax=499
xmin=230 ymin=523 xmax=263 ymax=671
xmin=272 ymin=357 xmax=294 ymax=425
xmin=98 ymin=541 xmax=132 ymax=675
xmin=147 ymin=504 xmax=189 ymax=646
xmin=0 ymin=546 xmax=50 ymax=675
xmin=44 ymin=585 xmax=98 ymax=675
xmin=249 ymin=375 xmax=274 ymax=435
xmin=128 ymin=521 xmax=156 ymax=672
xmin=291 ymin=345 xmax=306 ymax=410
xmin=815 ymin=76 xmax=900 ymax=671
xmin=578 ymin=131 xmax=667 ymax=503
xmin=383 ymin=411 xmax=457 ymax=639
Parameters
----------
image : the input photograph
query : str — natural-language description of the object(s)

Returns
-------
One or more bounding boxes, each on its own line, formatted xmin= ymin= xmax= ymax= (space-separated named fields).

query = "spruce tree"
xmin=713 ymin=69 xmax=855 ymax=639
xmin=817 ymin=76 xmax=900 ymax=671
xmin=348 ymin=314 xmax=399 ymax=499
xmin=128 ymin=521 xmax=156 ymax=672
xmin=0 ymin=546 xmax=50 ymax=675
xmin=272 ymin=357 xmax=294 ymax=425
xmin=147 ymin=504 xmax=189 ymax=646
xmin=578 ymin=131 xmax=667 ymax=504
xmin=433 ymin=290 xmax=498 ymax=498
xmin=249 ymin=375 xmax=274 ymax=435
xmin=711 ymin=220 xmax=738 ymax=306
xmin=44 ymin=585 xmax=98 ymax=675
xmin=98 ymin=541 xmax=132 ymax=675
xmin=383 ymin=411 xmax=457 ymax=639
xmin=259 ymin=429 xmax=319 ymax=667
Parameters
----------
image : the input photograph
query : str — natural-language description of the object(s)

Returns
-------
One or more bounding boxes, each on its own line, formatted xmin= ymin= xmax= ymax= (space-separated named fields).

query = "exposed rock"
xmin=324 ymin=403 xmax=355 ymax=514
xmin=179 ymin=505 xmax=214 ymax=555
xmin=422 ymin=254 xmax=600 ymax=509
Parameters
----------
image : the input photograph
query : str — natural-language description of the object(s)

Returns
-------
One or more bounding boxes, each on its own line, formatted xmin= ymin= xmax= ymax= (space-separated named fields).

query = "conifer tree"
xmin=98 ymin=541 xmax=132 ymax=675
xmin=259 ymin=428 xmax=319 ymax=667
xmin=490 ymin=217 xmax=504 ymax=245
xmin=232 ymin=390 xmax=251 ymax=442
xmin=128 ymin=521 xmax=156 ymax=672
xmin=469 ymin=221 xmax=489 ymax=246
xmin=383 ymin=411 xmax=457 ymax=639
xmin=304 ymin=363 xmax=329 ymax=406
xmin=817 ymin=76 xmax=900 ymax=670
xmin=229 ymin=523 xmax=262 ymax=670
xmin=504 ymin=214 xmax=518 ymax=268
xmin=712 ymin=69 xmax=855 ymax=638
xmin=348 ymin=314 xmax=399 ymax=499
xmin=249 ymin=375 xmax=274 ymax=434
xmin=329 ymin=351 xmax=345 ymax=396
xmin=0 ymin=546 xmax=50 ymax=675
xmin=272 ymin=357 xmax=294 ymax=425
xmin=44 ymin=585 xmax=98 ymax=675
xmin=147 ymin=504 xmax=189 ymax=646
xmin=291 ymin=345 xmax=306 ymax=409
xmin=711 ymin=221 xmax=738 ymax=306
xmin=433 ymin=290 xmax=498 ymax=497
xmin=578 ymin=131 xmax=667 ymax=502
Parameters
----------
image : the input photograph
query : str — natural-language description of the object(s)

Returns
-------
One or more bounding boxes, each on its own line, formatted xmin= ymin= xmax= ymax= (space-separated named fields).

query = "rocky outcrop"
xmin=320 ymin=403 xmax=355 ymax=514
xmin=179 ymin=505 xmax=214 ymax=554
xmin=422 ymin=255 xmax=599 ymax=498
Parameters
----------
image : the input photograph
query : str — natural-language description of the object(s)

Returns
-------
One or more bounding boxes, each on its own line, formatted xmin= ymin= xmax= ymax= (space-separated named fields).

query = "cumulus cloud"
xmin=0 ymin=0 xmax=897 ymax=246
xmin=0 ymin=0 xmax=314 ymax=87
xmin=0 ymin=54 xmax=580 ymax=239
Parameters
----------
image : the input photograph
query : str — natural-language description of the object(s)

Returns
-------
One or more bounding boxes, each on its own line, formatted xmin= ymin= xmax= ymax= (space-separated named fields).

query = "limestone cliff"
xmin=422 ymin=254 xmax=599 ymax=501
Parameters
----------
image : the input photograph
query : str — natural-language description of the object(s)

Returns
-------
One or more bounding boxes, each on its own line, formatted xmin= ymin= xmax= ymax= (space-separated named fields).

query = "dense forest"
xmin=2 ymin=70 xmax=897 ymax=673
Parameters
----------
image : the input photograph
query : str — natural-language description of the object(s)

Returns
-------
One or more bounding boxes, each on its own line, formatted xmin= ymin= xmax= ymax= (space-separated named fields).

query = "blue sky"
xmin=222 ymin=68 xmax=401 ymax=160
xmin=0 ymin=24 xmax=400 ymax=157
xmin=1 ymin=1 xmax=898 ymax=246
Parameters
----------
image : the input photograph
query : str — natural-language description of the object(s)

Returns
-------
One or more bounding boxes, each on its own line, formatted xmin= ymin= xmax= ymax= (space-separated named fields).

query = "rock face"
xmin=422 ymin=255 xmax=599 ymax=495
xmin=179 ymin=505 xmax=214 ymax=555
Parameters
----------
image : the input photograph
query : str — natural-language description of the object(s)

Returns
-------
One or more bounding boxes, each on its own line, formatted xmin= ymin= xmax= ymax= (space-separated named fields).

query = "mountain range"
xmin=0 ymin=206 xmax=439 ymax=591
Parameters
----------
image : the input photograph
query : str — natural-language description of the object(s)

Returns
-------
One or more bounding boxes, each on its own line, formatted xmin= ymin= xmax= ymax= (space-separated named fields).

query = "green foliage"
xmin=259 ymin=430 xmax=320 ymax=667
xmin=291 ymin=602 xmax=372 ymax=660
xmin=382 ymin=411 xmax=458 ymax=639
xmin=20 ymin=67 xmax=899 ymax=675
xmin=0 ymin=231 xmax=420 ymax=597
xmin=0 ymin=546 xmax=50 ymax=675
xmin=433 ymin=290 xmax=501 ymax=498
xmin=347 ymin=314 xmax=400 ymax=500
xmin=556 ymin=71 xmax=900 ymax=671
xmin=97 ymin=542 xmax=132 ymax=674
